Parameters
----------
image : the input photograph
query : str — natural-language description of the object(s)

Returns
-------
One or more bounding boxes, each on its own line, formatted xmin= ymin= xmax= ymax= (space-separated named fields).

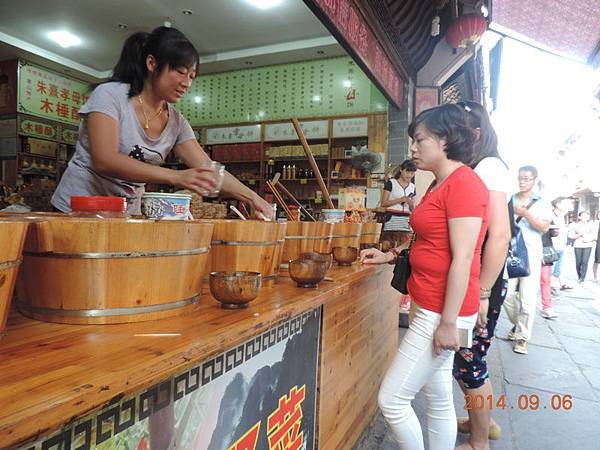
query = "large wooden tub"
xmin=331 ymin=222 xmax=363 ymax=249
xmin=209 ymin=220 xmax=287 ymax=287
xmin=359 ymin=222 xmax=383 ymax=248
xmin=16 ymin=218 xmax=214 ymax=324
xmin=280 ymin=221 xmax=334 ymax=265
xmin=0 ymin=220 xmax=29 ymax=337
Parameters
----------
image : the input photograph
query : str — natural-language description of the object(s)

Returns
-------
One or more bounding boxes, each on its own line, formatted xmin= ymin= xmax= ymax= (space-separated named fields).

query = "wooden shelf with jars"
xmin=191 ymin=113 xmax=387 ymax=213
xmin=0 ymin=114 xmax=78 ymax=210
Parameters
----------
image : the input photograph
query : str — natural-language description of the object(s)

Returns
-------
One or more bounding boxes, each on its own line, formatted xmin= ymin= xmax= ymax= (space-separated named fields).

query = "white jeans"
xmin=503 ymin=263 xmax=542 ymax=341
xmin=378 ymin=305 xmax=477 ymax=450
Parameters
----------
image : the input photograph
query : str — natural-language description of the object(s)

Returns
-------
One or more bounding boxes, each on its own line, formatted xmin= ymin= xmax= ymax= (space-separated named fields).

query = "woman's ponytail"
xmin=110 ymin=31 xmax=149 ymax=96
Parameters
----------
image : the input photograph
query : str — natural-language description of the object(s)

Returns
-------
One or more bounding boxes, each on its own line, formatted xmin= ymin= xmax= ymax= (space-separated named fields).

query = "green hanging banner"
xmin=17 ymin=61 xmax=91 ymax=126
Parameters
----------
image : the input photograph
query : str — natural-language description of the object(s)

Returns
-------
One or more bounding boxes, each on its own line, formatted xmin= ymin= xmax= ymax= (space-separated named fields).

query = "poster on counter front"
xmin=20 ymin=308 xmax=321 ymax=450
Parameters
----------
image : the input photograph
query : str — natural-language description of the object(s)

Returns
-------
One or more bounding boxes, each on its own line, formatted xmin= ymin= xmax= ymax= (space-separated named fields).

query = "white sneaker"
xmin=541 ymin=308 xmax=558 ymax=319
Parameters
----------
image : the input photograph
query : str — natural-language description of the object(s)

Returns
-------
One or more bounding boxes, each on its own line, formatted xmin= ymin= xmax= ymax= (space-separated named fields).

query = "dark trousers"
xmin=574 ymin=247 xmax=592 ymax=281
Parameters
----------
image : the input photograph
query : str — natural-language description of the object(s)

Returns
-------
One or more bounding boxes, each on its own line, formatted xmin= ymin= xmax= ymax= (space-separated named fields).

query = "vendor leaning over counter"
xmin=51 ymin=26 xmax=272 ymax=218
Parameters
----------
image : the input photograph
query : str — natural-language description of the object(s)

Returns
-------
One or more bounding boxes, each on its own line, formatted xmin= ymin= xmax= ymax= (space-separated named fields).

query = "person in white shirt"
xmin=504 ymin=165 xmax=551 ymax=355
xmin=380 ymin=159 xmax=417 ymax=247
xmin=568 ymin=211 xmax=597 ymax=282
xmin=452 ymin=101 xmax=511 ymax=450
xmin=550 ymin=200 xmax=571 ymax=292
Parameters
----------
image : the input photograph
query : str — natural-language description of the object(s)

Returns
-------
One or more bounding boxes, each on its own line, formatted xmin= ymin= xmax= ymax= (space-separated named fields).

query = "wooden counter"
xmin=0 ymin=263 xmax=398 ymax=449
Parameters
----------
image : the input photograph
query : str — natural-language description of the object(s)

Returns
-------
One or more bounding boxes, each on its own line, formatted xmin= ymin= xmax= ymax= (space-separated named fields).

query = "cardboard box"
xmin=338 ymin=187 xmax=366 ymax=211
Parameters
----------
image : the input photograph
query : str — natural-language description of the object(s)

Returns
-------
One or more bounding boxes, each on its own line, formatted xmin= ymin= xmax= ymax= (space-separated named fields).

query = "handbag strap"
xmin=514 ymin=198 xmax=538 ymax=224
xmin=509 ymin=197 xmax=538 ymax=238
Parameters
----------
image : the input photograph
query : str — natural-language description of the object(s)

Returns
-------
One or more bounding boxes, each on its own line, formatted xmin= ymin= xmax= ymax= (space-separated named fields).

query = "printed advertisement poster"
xmin=21 ymin=309 xmax=321 ymax=450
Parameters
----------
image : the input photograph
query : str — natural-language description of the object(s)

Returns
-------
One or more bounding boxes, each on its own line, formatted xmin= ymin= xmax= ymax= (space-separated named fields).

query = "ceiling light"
xmin=117 ymin=23 xmax=128 ymax=30
xmin=343 ymin=80 xmax=352 ymax=88
xmin=47 ymin=31 xmax=81 ymax=48
xmin=312 ymin=95 xmax=321 ymax=102
xmin=258 ymin=110 xmax=265 ymax=118
xmin=182 ymin=9 xmax=193 ymax=15
xmin=194 ymin=96 xmax=202 ymax=104
xmin=244 ymin=0 xmax=283 ymax=10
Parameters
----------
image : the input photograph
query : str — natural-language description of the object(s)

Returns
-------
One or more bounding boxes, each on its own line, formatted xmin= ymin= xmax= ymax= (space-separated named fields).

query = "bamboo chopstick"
xmin=267 ymin=180 xmax=293 ymax=219
xmin=291 ymin=117 xmax=334 ymax=209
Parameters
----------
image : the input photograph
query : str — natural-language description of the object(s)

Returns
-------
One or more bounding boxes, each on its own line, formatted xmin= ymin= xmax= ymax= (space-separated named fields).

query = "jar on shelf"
xmin=70 ymin=196 xmax=129 ymax=218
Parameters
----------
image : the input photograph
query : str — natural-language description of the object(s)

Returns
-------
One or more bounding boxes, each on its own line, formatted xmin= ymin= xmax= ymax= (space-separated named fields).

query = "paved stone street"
xmin=353 ymin=250 xmax=600 ymax=450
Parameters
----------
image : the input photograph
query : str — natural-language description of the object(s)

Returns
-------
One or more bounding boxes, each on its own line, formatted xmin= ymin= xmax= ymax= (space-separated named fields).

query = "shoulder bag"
xmin=542 ymin=227 xmax=559 ymax=265
xmin=506 ymin=199 xmax=537 ymax=278
xmin=390 ymin=233 xmax=415 ymax=294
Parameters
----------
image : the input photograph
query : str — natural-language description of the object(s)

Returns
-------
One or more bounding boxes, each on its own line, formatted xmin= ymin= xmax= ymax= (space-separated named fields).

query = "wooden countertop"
xmin=0 ymin=263 xmax=392 ymax=449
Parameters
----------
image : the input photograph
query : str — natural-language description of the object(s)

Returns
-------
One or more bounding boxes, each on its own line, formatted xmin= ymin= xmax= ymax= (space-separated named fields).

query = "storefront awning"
xmin=490 ymin=0 xmax=600 ymax=66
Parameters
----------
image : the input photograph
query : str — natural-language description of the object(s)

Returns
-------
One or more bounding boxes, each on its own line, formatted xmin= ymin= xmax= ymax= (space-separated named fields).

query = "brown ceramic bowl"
xmin=209 ymin=271 xmax=261 ymax=309
xmin=288 ymin=258 xmax=328 ymax=288
xmin=332 ymin=246 xmax=358 ymax=266
xmin=300 ymin=251 xmax=333 ymax=272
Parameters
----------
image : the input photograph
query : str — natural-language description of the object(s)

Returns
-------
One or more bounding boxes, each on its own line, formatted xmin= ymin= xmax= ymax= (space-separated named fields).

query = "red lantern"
xmin=445 ymin=14 xmax=488 ymax=49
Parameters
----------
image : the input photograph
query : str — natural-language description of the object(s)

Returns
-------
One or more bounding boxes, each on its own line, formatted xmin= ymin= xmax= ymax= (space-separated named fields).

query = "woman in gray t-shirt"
xmin=52 ymin=26 xmax=273 ymax=218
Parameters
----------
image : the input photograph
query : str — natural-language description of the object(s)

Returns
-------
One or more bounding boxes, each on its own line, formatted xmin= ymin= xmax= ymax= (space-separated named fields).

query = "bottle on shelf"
xmin=292 ymin=165 xmax=296 ymax=180
xmin=282 ymin=165 xmax=287 ymax=180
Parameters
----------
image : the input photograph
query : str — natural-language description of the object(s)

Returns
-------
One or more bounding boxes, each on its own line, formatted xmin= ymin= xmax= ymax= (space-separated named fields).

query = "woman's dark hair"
xmin=408 ymin=103 xmax=475 ymax=164
xmin=394 ymin=159 xmax=417 ymax=177
xmin=457 ymin=101 xmax=504 ymax=168
xmin=110 ymin=26 xmax=199 ymax=97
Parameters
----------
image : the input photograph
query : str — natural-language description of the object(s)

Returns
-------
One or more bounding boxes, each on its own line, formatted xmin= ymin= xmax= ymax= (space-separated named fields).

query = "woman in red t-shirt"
xmin=361 ymin=104 xmax=489 ymax=450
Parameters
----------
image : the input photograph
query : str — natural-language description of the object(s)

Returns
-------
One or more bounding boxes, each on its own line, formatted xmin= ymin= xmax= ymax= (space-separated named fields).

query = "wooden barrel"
xmin=280 ymin=221 xmax=333 ymax=265
xmin=0 ymin=220 xmax=29 ymax=338
xmin=209 ymin=220 xmax=287 ymax=287
xmin=331 ymin=222 xmax=363 ymax=249
xmin=16 ymin=218 xmax=214 ymax=324
xmin=359 ymin=223 xmax=383 ymax=246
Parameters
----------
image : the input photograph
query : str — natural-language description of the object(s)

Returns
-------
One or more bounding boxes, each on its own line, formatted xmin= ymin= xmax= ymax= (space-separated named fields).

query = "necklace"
xmin=137 ymin=95 xmax=165 ymax=130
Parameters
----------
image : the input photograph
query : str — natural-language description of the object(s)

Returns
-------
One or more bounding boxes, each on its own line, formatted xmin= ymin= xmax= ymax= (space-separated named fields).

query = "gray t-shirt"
xmin=51 ymin=82 xmax=196 ymax=214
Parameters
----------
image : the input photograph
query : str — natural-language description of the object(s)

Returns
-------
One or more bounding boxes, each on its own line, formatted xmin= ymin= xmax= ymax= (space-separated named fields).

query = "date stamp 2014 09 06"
xmin=464 ymin=394 xmax=573 ymax=411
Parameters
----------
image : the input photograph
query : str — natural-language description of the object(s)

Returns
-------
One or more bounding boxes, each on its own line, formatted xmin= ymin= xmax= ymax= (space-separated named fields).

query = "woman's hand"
xmin=433 ymin=322 xmax=459 ymax=355
xmin=250 ymin=195 xmax=275 ymax=220
xmin=477 ymin=299 xmax=489 ymax=330
xmin=359 ymin=248 xmax=393 ymax=265
xmin=173 ymin=167 xmax=217 ymax=195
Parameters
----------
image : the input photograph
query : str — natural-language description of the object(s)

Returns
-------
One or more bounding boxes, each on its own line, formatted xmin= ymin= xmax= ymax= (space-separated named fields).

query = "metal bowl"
xmin=300 ymin=251 xmax=333 ymax=272
xmin=288 ymin=258 xmax=328 ymax=288
xmin=332 ymin=246 xmax=358 ymax=266
xmin=209 ymin=271 xmax=261 ymax=309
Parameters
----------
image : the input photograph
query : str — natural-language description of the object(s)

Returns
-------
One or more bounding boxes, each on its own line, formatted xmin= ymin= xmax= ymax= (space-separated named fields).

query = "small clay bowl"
xmin=288 ymin=258 xmax=328 ymax=288
xmin=300 ymin=251 xmax=333 ymax=272
xmin=209 ymin=271 xmax=261 ymax=309
xmin=332 ymin=246 xmax=358 ymax=266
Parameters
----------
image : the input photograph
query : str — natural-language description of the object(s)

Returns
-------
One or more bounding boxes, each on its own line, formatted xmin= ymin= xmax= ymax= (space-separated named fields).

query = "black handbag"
xmin=391 ymin=235 xmax=415 ymax=294
xmin=542 ymin=231 xmax=559 ymax=265
xmin=506 ymin=199 xmax=537 ymax=278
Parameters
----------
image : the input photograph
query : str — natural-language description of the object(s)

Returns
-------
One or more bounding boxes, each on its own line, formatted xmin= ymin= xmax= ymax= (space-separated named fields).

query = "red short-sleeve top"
xmin=408 ymin=165 xmax=489 ymax=316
